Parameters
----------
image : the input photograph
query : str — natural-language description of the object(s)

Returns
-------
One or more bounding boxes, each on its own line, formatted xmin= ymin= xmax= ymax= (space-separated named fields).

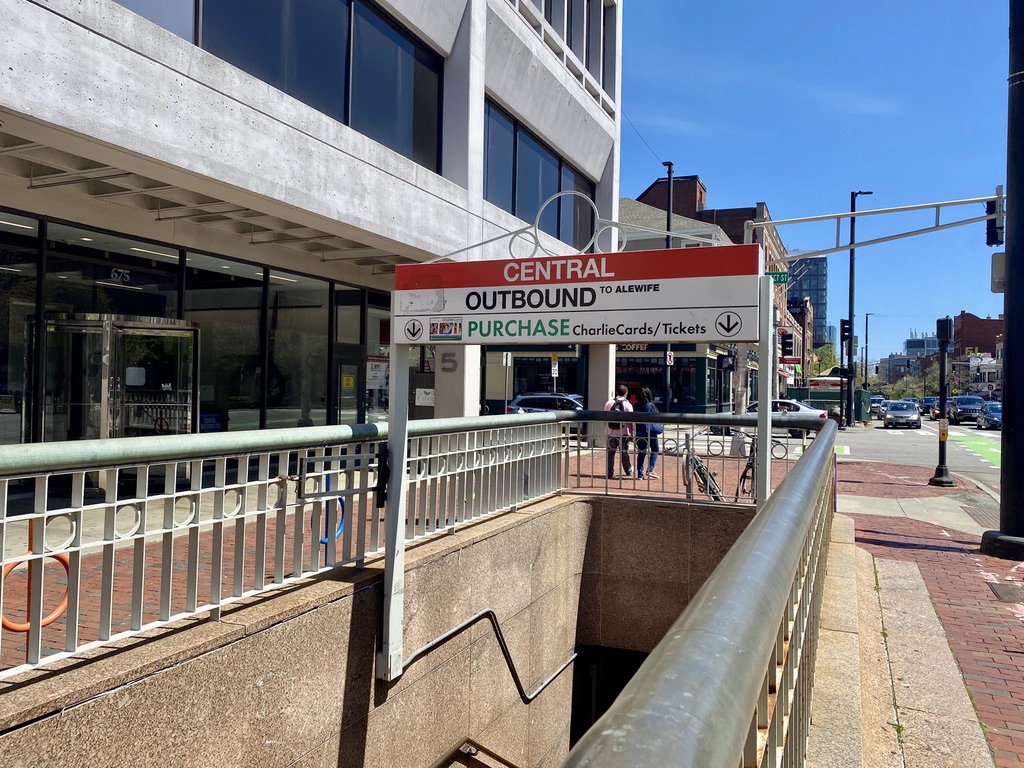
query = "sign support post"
xmin=377 ymin=336 xmax=411 ymax=681
xmin=756 ymin=275 xmax=773 ymax=505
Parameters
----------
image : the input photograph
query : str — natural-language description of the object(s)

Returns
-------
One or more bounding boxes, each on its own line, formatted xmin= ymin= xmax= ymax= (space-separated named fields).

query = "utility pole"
xmin=847 ymin=190 xmax=872 ymax=426
xmin=662 ymin=162 xmax=674 ymax=412
xmin=983 ymin=3 xmax=1024 ymax=557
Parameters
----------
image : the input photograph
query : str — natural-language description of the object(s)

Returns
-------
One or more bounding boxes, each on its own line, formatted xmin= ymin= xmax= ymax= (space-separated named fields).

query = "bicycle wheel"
xmin=771 ymin=440 xmax=788 ymax=459
xmin=692 ymin=457 xmax=725 ymax=501
xmin=738 ymin=462 xmax=755 ymax=499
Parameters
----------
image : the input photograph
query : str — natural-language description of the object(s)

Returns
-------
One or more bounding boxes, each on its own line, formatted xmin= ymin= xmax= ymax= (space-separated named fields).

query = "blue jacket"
xmin=635 ymin=401 xmax=658 ymax=437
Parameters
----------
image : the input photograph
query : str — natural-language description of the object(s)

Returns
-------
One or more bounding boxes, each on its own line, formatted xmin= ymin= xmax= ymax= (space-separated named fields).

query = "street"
xmin=832 ymin=419 xmax=1001 ymax=498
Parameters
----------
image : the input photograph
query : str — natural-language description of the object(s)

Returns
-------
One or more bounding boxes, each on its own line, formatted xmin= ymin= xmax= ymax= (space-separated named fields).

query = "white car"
xmin=745 ymin=399 xmax=828 ymax=437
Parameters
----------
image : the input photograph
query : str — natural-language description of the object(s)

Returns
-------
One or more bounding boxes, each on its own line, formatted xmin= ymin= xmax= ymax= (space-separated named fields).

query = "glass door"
xmin=116 ymin=327 xmax=196 ymax=437
xmin=26 ymin=315 xmax=199 ymax=441
xmin=336 ymin=344 xmax=365 ymax=425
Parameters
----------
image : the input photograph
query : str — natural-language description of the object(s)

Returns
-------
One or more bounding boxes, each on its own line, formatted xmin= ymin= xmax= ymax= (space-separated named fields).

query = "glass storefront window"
xmin=115 ymin=0 xmax=195 ymax=41
xmin=0 ymin=213 xmax=38 ymax=445
xmin=336 ymin=286 xmax=363 ymax=345
xmin=45 ymin=224 xmax=180 ymax=320
xmin=184 ymin=252 xmax=262 ymax=432
xmin=266 ymin=271 xmax=329 ymax=429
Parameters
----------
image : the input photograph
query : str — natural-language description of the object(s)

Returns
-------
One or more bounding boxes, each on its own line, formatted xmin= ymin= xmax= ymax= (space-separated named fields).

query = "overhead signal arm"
xmin=744 ymin=188 xmax=1007 ymax=258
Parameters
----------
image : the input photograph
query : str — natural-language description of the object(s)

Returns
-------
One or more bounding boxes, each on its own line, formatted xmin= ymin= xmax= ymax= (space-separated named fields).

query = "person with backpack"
xmin=604 ymin=384 xmax=634 ymax=479
xmin=635 ymin=386 xmax=662 ymax=480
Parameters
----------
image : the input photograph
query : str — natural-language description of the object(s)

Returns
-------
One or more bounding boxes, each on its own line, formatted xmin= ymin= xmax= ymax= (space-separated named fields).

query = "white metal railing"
xmin=0 ymin=417 xmax=564 ymax=679
xmin=0 ymin=411 xmax=823 ymax=681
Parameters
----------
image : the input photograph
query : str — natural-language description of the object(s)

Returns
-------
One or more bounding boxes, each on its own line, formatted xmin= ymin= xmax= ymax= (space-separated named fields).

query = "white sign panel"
xmin=366 ymin=357 xmax=389 ymax=388
xmin=415 ymin=388 xmax=435 ymax=406
xmin=393 ymin=245 xmax=762 ymax=345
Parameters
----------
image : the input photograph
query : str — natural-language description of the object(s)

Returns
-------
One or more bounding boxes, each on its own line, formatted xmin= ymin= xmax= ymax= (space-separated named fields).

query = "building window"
xmin=114 ymin=0 xmax=195 ymax=40
xmin=200 ymin=0 xmax=441 ymax=172
xmin=484 ymin=101 xmax=595 ymax=249
xmin=484 ymin=103 xmax=515 ymax=214
xmin=516 ymin=131 xmax=560 ymax=238
xmin=351 ymin=2 xmax=442 ymax=171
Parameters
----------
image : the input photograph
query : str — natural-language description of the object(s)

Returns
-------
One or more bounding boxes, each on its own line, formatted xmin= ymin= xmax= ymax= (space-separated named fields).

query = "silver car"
xmin=883 ymin=401 xmax=921 ymax=429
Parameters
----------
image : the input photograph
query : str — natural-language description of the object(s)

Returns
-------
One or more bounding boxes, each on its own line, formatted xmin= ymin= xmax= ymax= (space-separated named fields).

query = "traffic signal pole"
xmin=983 ymin=2 xmax=1024 ymax=558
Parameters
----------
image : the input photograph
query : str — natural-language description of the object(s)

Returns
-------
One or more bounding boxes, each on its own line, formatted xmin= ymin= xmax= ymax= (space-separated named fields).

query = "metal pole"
xmin=863 ymin=313 xmax=873 ymax=389
xmin=930 ymin=319 xmax=954 ymax=487
xmin=663 ymin=161 xmax=674 ymax=410
xmin=663 ymin=161 xmax=674 ymax=249
xmin=983 ymin=2 xmax=1024 ymax=557
xmin=847 ymin=190 xmax=872 ymax=425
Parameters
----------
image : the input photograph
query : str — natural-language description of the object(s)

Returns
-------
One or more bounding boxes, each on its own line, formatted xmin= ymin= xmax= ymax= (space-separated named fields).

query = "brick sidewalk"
xmin=840 ymin=461 xmax=1024 ymax=768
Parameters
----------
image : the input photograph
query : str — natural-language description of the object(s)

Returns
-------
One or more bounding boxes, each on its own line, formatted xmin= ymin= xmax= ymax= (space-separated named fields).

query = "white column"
xmin=433 ymin=346 xmax=482 ymax=417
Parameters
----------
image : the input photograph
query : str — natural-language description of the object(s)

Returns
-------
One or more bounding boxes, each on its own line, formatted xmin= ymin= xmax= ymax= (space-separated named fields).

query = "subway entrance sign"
xmin=393 ymin=244 xmax=762 ymax=345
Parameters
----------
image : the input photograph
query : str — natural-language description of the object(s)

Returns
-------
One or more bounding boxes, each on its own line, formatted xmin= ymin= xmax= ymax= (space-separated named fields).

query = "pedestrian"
xmin=635 ymin=387 xmax=662 ymax=479
xmin=604 ymin=384 xmax=634 ymax=479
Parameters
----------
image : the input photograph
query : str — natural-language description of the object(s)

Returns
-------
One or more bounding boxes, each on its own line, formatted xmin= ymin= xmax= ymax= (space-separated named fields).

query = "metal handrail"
xmin=0 ymin=412 xmax=825 ymax=477
xmin=562 ymin=419 xmax=837 ymax=767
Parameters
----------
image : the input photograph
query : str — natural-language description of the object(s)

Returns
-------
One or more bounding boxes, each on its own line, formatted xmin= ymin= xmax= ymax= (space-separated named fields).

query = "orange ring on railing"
xmin=1 ymin=552 xmax=71 ymax=633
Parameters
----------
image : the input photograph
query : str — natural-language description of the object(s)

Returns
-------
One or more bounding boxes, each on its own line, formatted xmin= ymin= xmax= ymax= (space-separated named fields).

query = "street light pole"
xmin=863 ymin=312 xmax=874 ymax=389
xmin=663 ymin=161 xmax=674 ymax=249
xmin=847 ymin=190 xmax=873 ymax=426
xmin=662 ymin=161 xmax=674 ymax=412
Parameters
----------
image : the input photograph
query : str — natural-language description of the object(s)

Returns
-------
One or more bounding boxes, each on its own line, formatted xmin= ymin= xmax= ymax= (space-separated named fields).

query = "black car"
xmin=921 ymin=396 xmax=937 ymax=416
xmin=947 ymin=395 xmax=986 ymax=425
xmin=976 ymin=402 xmax=1003 ymax=430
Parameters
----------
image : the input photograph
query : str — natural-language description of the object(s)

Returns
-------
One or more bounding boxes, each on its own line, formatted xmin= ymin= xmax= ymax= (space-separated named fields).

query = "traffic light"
xmin=986 ymin=196 xmax=1004 ymax=247
xmin=840 ymin=319 xmax=852 ymax=343
xmin=780 ymin=332 xmax=794 ymax=357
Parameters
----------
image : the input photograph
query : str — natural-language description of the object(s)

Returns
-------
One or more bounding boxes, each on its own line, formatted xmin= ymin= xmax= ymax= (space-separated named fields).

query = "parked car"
xmin=873 ymin=400 xmax=892 ymax=420
xmin=976 ymin=401 xmax=1003 ymax=430
xmin=870 ymin=396 xmax=886 ymax=419
xmin=947 ymin=395 xmax=986 ymax=425
xmin=745 ymin=399 xmax=827 ymax=438
xmin=883 ymin=401 xmax=922 ymax=429
xmin=506 ymin=392 xmax=583 ymax=414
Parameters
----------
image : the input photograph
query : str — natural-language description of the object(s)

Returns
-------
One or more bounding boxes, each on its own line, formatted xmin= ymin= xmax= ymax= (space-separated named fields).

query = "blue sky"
xmin=619 ymin=1 xmax=1009 ymax=365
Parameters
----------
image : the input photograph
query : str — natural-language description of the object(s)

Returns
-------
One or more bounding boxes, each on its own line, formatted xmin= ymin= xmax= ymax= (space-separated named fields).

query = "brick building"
xmin=952 ymin=311 xmax=1004 ymax=357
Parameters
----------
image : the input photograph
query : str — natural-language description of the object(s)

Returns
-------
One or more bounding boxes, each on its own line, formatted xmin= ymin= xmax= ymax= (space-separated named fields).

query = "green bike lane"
xmin=950 ymin=431 xmax=1002 ymax=468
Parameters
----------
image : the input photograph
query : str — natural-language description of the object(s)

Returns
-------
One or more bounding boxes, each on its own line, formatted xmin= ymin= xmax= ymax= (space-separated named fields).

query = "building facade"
xmin=0 ymin=0 xmax=623 ymax=444
xmin=636 ymin=175 xmax=802 ymax=405
xmin=952 ymin=311 xmax=1004 ymax=358
xmin=787 ymin=257 xmax=828 ymax=348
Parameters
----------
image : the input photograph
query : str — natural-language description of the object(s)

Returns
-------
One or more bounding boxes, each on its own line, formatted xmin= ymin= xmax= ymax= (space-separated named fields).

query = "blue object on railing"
xmin=318 ymin=474 xmax=345 ymax=545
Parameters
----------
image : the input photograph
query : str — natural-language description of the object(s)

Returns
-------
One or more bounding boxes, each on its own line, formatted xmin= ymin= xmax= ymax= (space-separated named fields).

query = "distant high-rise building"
xmin=903 ymin=333 xmax=941 ymax=357
xmin=787 ymin=258 xmax=828 ymax=347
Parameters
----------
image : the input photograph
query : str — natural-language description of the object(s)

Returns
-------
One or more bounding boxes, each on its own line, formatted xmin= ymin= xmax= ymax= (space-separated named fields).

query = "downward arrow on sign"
xmin=718 ymin=314 xmax=740 ymax=335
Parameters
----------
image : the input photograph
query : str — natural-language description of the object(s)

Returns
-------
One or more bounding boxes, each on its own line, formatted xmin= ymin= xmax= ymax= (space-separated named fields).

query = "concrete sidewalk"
xmin=809 ymin=460 xmax=1024 ymax=768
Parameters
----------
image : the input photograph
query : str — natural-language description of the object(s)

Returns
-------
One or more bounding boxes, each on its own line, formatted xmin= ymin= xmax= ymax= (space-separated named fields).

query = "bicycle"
xmin=685 ymin=449 xmax=725 ymax=501
xmin=735 ymin=432 xmax=788 ymax=500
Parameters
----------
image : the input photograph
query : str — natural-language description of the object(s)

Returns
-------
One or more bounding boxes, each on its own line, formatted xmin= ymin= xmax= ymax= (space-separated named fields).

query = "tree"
xmin=813 ymin=344 xmax=838 ymax=374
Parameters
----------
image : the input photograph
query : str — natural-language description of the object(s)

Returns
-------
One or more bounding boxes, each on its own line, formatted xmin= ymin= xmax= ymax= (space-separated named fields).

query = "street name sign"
xmin=393 ymin=244 xmax=762 ymax=345
xmin=766 ymin=271 xmax=789 ymax=284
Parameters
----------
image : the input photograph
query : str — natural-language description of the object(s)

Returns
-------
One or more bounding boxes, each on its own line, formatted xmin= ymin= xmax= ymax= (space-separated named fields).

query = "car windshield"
xmin=888 ymin=403 xmax=915 ymax=411
xmin=988 ymin=403 xmax=1003 ymax=413
xmin=958 ymin=397 xmax=985 ymax=406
